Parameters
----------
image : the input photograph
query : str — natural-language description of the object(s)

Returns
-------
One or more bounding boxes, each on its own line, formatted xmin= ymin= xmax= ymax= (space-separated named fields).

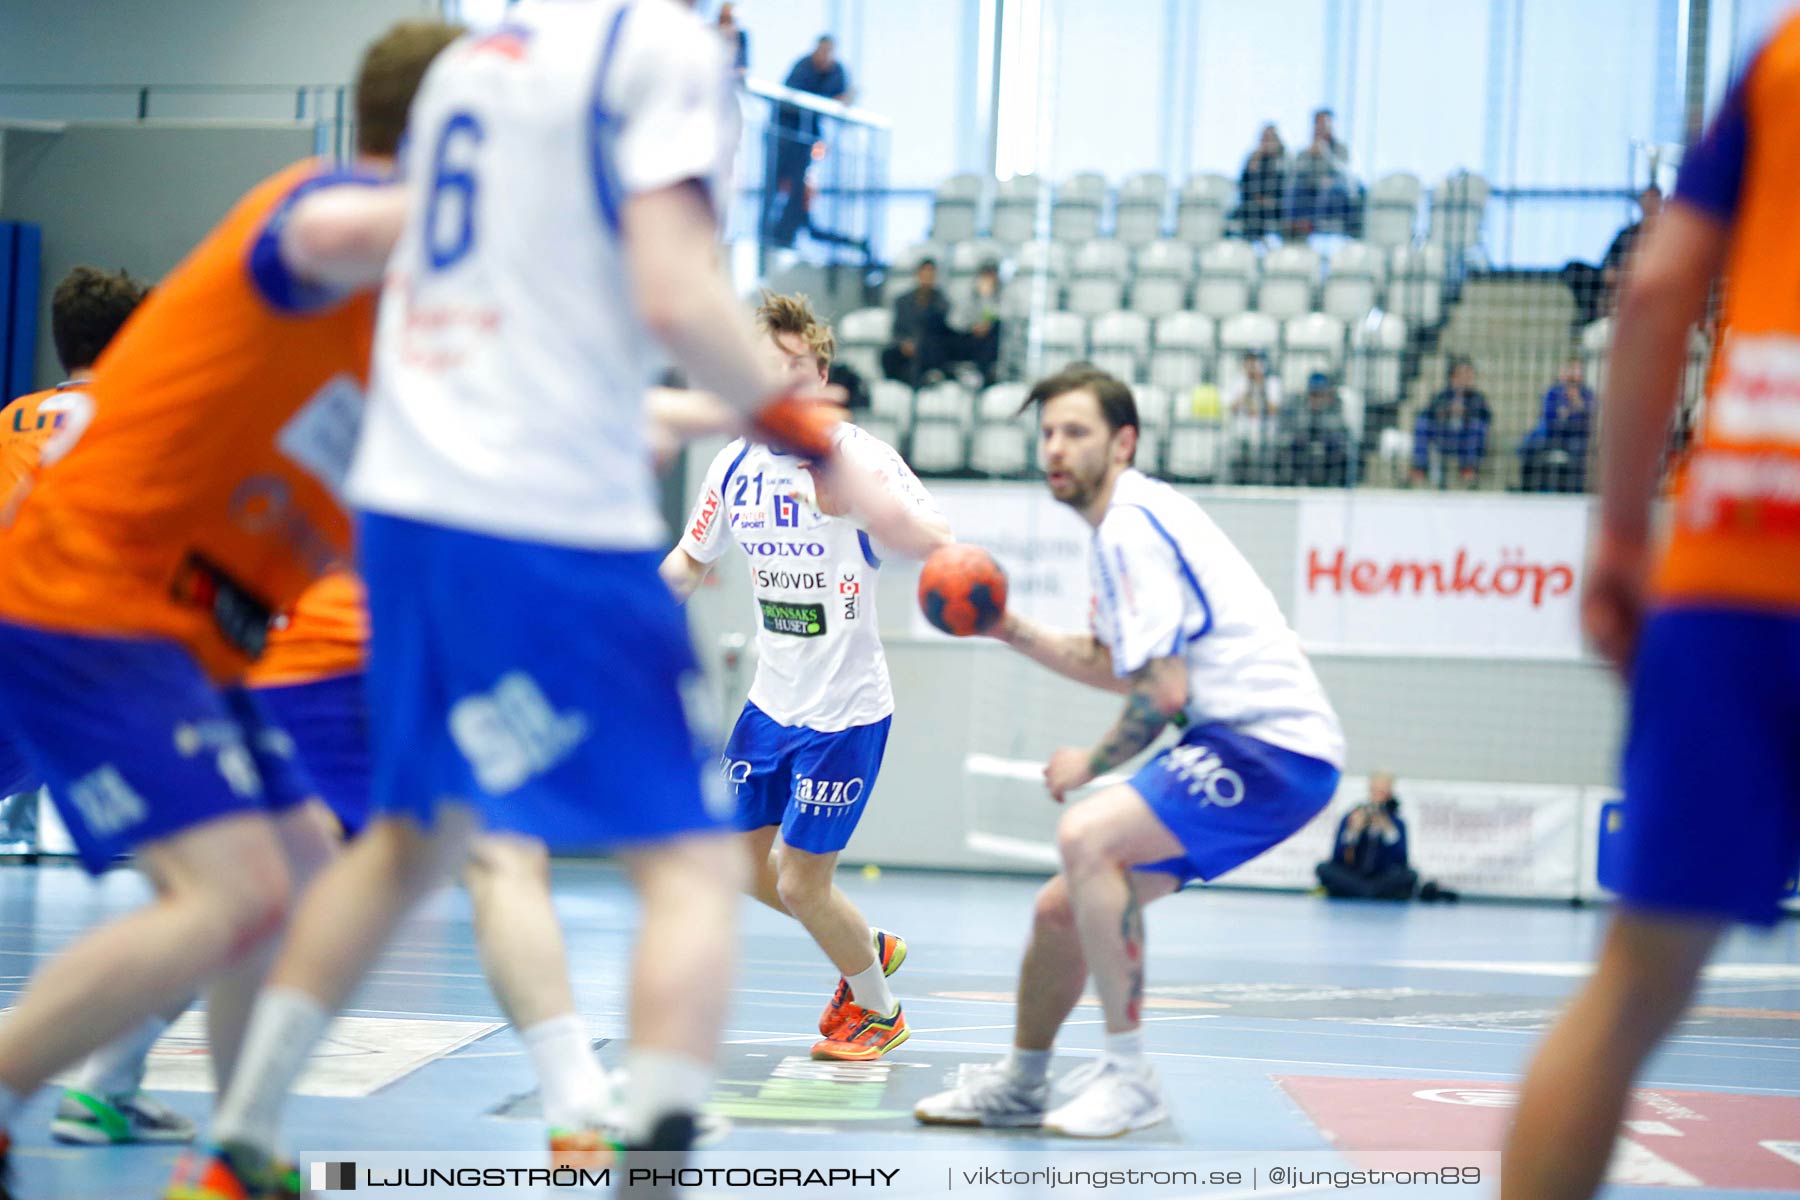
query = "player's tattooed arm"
xmin=997 ymin=612 xmax=1131 ymax=694
xmin=1088 ymin=656 xmax=1189 ymax=775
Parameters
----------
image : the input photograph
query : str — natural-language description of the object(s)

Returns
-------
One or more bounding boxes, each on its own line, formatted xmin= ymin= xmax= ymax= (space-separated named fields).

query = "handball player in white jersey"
xmin=187 ymin=2 xmax=845 ymax=1191
xmin=663 ymin=292 xmax=951 ymax=1062
xmin=915 ymin=365 xmax=1344 ymax=1137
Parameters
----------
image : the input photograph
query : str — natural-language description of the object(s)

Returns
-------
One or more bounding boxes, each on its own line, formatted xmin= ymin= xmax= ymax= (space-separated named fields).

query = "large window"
xmin=1190 ymin=0 xmax=1330 ymax=182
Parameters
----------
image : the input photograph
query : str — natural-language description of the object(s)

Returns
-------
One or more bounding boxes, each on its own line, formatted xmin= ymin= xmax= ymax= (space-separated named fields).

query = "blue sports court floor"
xmin=0 ymin=862 xmax=1795 ymax=1198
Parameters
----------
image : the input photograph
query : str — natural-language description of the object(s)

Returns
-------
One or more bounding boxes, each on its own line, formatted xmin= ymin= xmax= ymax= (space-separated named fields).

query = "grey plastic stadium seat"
xmin=1133 ymin=382 xmax=1174 ymax=431
xmin=1278 ymin=312 xmax=1346 ymax=393
xmin=1114 ymin=172 xmax=1169 ymax=247
xmin=977 ymin=381 xmax=1030 ymax=423
xmin=1065 ymin=277 xmax=1125 ymax=320
xmin=950 ymin=237 xmax=1006 ymax=280
xmin=855 ymin=414 xmax=903 ymax=450
xmin=991 ymin=174 xmax=1044 ymax=245
xmin=1388 ymin=243 xmax=1445 ymax=326
xmin=1052 ymin=172 xmax=1107 ymax=243
xmin=1363 ymin=172 xmax=1422 ymax=250
xmin=868 ymin=380 xmax=915 ymax=431
xmin=1194 ymin=238 xmax=1258 ymax=320
xmin=912 ymin=380 xmax=974 ymax=429
xmin=1149 ymin=311 xmax=1216 ymax=391
xmin=1088 ymin=310 xmax=1151 ymax=383
xmin=1072 ymin=238 xmax=1130 ymax=282
xmin=1033 ymin=311 xmax=1089 ymax=376
xmin=1321 ymin=241 xmax=1383 ymax=324
xmin=931 ymin=173 xmax=985 ymax=243
xmin=1175 ymin=173 xmax=1233 ymax=248
xmin=908 ymin=418 xmax=967 ymax=475
xmin=1256 ymin=244 xmax=1321 ymax=320
xmin=1347 ymin=313 xmax=1408 ymax=410
xmin=837 ymin=307 xmax=892 ymax=384
xmin=1163 ymin=422 xmax=1226 ymax=482
xmin=1014 ymin=240 xmax=1070 ymax=282
xmin=969 ymin=420 xmax=1032 ymax=477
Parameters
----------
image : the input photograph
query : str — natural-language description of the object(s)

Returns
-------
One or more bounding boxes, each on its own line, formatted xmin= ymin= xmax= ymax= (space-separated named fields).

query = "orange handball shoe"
xmin=811 ymin=1004 xmax=910 ymax=1062
xmin=818 ymin=928 xmax=908 ymax=1037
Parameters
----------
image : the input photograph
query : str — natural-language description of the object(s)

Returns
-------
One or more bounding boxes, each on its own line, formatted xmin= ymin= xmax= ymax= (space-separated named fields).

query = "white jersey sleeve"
xmin=1094 ymin=508 xmax=1192 ymax=677
xmin=604 ymin=0 xmax=734 ymax=201
xmin=838 ymin=426 xmax=946 ymax=561
xmin=676 ymin=440 xmax=746 ymax=565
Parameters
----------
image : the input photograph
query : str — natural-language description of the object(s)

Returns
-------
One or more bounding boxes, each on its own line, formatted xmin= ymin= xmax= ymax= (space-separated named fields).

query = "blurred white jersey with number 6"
xmin=351 ymin=0 xmax=737 ymax=551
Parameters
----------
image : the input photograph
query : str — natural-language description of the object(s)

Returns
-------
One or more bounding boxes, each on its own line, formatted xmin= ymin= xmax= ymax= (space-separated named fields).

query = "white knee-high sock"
xmin=208 ymin=988 xmax=330 ymax=1153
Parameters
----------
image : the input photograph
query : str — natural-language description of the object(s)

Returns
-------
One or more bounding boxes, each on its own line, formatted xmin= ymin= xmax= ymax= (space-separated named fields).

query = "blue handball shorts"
xmin=249 ymin=671 xmax=374 ymax=836
xmin=722 ymin=701 xmax=890 ymax=854
xmin=1615 ymin=607 xmax=1800 ymax=927
xmin=1127 ymin=722 xmax=1341 ymax=886
xmin=0 ymin=723 xmax=39 ymax=798
xmin=0 ymin=620 xmax=312 ymax=873
xmin=358 ymin=511 xmax=727 ymax=851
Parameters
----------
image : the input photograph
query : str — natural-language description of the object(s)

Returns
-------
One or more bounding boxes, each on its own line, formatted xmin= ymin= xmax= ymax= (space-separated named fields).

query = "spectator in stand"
xmin=1316 ymin=773 xmax=1418 ymax=900
xmin=1518 ymin=356 xmax=1595 ymax=493
xmin=716 ymin=3 xmax=748 ymax=80
xmin=1411 ymin=357 xmax=1492 ymax=488
xmin=1600 ymin=184 xmax=1663 ymax=314
xmin=1279 ymin=371 xmax=1353 ymax=487
xmin=1285 ymin=108 xmax=1353 ymax=237
xmin=881 ymin=258 xmax=952 ymax=385
xmin=765 ymin=35 xmax=854 ymax=247
xmin=1225 ymin=349 xmax=1283 ymax=484
xmin=950 ymin=261 xmax=1003 ymax=386
xmin=1238 ymin=123 xmax=1288 ymax=242
xmin=1564 ymin=185 xmax=1663 ymax=327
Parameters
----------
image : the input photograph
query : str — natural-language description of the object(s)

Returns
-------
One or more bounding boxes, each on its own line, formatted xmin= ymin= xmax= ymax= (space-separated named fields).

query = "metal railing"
xmin=738 ymin=78 xmax=891 ymax=279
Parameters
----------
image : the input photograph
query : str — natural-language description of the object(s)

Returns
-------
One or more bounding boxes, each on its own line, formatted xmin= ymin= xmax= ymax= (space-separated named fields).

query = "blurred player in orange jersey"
xmin=1503 ymin=16 xmax=1800 ymax=1200
xmin=0 ymin=267 xmax=148 ymax=808
xmin=0 ymin=266 xmax=216 ymax=1151
xmin=0 ymin=22 xmax=464 ymax=1198
xmin=0 ymin=266 xmax=148 ymax=501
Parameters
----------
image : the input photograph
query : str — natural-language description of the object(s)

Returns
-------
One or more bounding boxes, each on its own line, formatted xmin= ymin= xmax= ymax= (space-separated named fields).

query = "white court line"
xmin=915 ymin=1014 xmax=1220 ymax=1035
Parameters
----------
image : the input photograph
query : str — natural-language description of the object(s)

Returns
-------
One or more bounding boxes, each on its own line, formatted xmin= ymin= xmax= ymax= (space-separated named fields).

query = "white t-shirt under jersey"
xmin=1089 ymin=469 xmax=1345 ymax=766
xmin=350 ymin=0 xmax=736 ymax=549
xmin=679 ymin=425 xmax=942 ymax=732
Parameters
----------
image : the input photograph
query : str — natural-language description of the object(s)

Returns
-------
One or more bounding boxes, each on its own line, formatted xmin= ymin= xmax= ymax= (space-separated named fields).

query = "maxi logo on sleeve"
xmin=760 ymin=599 xmax=827 ymax=637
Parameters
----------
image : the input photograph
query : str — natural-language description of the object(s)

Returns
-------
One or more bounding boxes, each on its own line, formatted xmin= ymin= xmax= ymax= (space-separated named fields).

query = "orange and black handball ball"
xmin=918 ymin=544 xmax=1008 ymax=637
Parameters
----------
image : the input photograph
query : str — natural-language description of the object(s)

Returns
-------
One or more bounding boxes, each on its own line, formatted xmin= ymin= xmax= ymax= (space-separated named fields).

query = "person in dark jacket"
xmin=1518 ymin=356 xmax=1594 ymax=492
xmin=1317 ymin=773 xmax=1418 ymax=900
xmin=765 ymin=35 xmax=853 ymax=247
xmin=881 ymin=259 xmax=952 ymax=384
xmin=1411 ymin=357 xmax=1492 ymax=487
xmin=1238 ymin=123 xmax=1287 ymax=241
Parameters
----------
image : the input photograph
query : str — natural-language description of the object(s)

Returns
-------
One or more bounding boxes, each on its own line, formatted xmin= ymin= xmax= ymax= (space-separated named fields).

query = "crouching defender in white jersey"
xmin=662 ymin=293 xmax=952 ymax=1061
xmin=177 ymin=4 xmax=845 ymax=1197
xmin=915 ymin=365 xmax=1344 ymax=1137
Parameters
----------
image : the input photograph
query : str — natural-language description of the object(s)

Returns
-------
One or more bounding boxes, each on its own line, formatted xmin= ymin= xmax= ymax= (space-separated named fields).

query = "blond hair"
xmin=756 ymin=290 xmax=835 ymax=370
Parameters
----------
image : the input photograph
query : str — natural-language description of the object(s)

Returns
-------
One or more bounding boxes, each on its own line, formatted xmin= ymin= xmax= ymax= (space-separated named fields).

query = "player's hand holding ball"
xmin=918 ymin=544 xmax=1008 ymax=637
